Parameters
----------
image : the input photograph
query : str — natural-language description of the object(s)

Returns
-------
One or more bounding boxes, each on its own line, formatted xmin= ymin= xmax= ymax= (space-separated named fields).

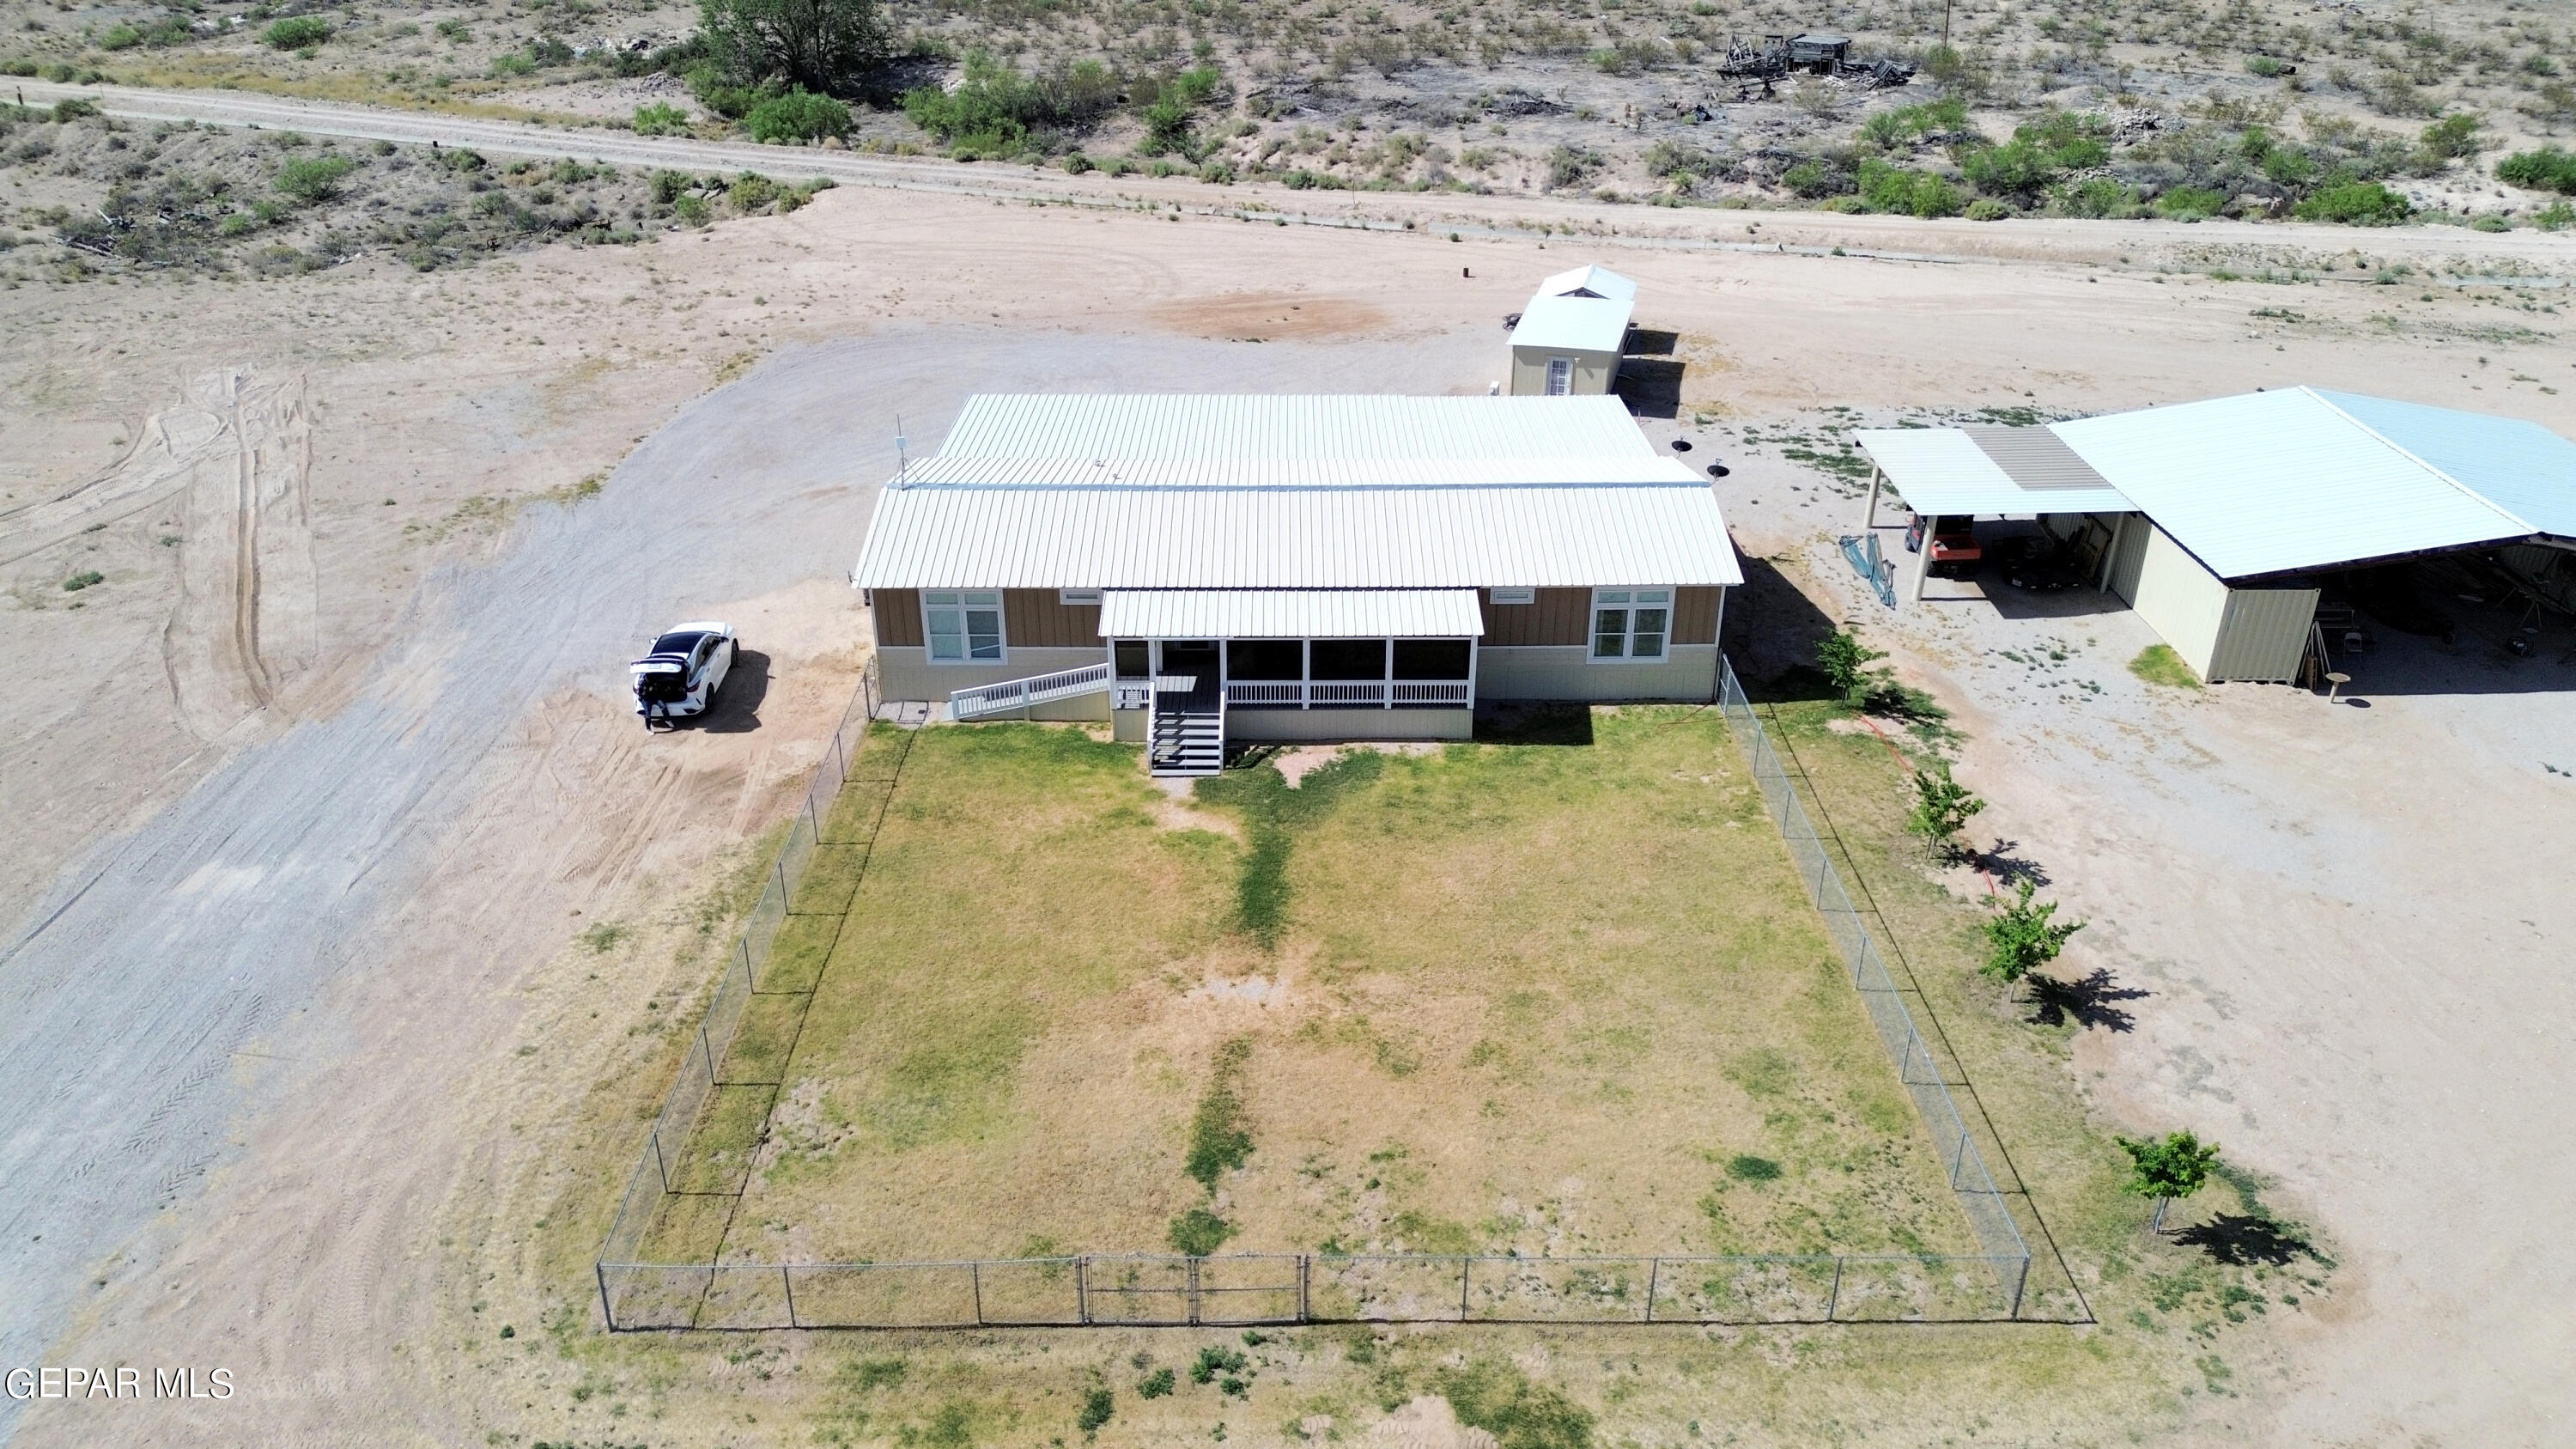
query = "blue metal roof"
xmin=2314 ymin=390 xmax=2576 ymax=539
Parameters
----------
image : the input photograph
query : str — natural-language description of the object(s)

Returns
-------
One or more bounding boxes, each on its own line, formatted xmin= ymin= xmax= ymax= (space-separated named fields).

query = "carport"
xmin=1853 ymin=389 xmax=2576 ymax=684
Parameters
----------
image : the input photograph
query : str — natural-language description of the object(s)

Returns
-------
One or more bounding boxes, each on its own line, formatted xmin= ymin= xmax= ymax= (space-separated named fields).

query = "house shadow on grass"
xmin=1722 ymin=555 xmax=1844 ymax=698
xmin=1474 ymin=702 xmax=1595 ymax=746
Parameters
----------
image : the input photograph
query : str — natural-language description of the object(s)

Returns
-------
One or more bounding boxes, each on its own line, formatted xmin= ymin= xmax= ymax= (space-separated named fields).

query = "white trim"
xmin=922 ymin=588 xmax=1007 ymax=666
xmin=1589 ymin=588 xmax=1673 ymax=662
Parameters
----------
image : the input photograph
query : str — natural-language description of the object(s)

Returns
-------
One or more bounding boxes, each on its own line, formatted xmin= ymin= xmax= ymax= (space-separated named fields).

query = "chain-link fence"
xmin=1714 ymin=653 xmax=2032 ymax=1317
xmin=596 ymin=654 xmax=2034 ymax=1330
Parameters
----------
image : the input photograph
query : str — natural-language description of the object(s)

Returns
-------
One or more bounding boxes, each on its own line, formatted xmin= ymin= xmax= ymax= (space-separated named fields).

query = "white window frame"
xmin=1545 ymin=356 xmax=1575 ymax=396
xmin=1059 ymin=588 xmax=1103 ymax=606
xmin=1489 ymin=587 xmax=1536 ymax=606
xmin=922 ymin=589 xmax=1006 ymax=664
xmin=1590 ymin=588 xmax=1673 ymax=662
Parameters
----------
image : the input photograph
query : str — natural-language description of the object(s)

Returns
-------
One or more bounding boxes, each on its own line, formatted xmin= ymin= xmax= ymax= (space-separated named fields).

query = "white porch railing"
xmin=1223 ymin=680 xmax=1473 ymax=708
xmin=950 ymin=662 xmax=1115 ymax=721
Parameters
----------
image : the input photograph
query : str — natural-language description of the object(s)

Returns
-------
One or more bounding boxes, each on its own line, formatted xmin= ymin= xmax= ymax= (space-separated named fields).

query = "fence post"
xmin=1951 ymin=1129 xmax=1969 ymax=1189
xmin=740 ymin=937 xmax=756 ymax=996
xmin=783 ymin=1265 xmax=798 ymax=1330
xmin=1458 ymin=1258 xmax=1472 ymax=1322
xmin=701 ymin=1026 xmax=716 ymax=1085
xmin=1643 ymin=1257 xmax=1659 ymax=1324
xmin=598 ymin=1262 xmax=616 ymax=1332
xmin=972 ymin=1261 xmax=985 ymax=1327
xmin=1076 ymin=1256 xmax=1091 ymax=1325
xmin=2008 ymin=1255 xmax=2028 ymax=1321
xmin=1298 ymin=1256 xmax=1311 ymax=1324
xmin=1188 ymin=1257 xmax=1202 ymax=1327
xmin=651 ymin=1124 xmax=670 ymax=1192
xmin=1826 ymin=1257 xmax=1844 ymax=1323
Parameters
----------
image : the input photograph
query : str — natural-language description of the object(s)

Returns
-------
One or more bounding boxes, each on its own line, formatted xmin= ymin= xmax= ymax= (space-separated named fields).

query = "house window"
xmin=1591 ymin=588 xmax=1671 ymax=661
xmin=1546 ymin=357 xmax=1574 ymax=396
xmin=924 ymin=590 xmax=1004 ymax=662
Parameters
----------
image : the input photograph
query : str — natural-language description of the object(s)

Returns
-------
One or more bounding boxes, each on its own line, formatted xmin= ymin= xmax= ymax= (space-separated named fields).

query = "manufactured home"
xmin=1508 ymin=265 xmax=1637 ymax=398
xmin=849 ymin=393 xmax=1741 ymax=774
xmin=1854 ymin=388 xmax=2576 ymax=683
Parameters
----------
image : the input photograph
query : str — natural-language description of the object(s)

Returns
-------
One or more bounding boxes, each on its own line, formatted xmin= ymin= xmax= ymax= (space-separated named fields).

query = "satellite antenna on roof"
xmin=895 ymin=416 xmax=908 ymax=485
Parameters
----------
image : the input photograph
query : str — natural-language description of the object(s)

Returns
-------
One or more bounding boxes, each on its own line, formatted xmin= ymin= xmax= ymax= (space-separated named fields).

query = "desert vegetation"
xmin=7 ymin=0 xmax=2573 ymax=224
xmin=0 ymin=100 xmax=829 ymax=281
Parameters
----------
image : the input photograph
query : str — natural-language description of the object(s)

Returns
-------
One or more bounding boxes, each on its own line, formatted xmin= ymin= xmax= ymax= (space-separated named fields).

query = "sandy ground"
xmin=0 ymin=130 xmax=2572 ymax=1444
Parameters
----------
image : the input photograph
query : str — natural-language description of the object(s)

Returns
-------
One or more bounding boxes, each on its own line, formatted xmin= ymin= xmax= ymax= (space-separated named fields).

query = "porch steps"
xmin=1150 ymin=709 xmax=1224 ymax=777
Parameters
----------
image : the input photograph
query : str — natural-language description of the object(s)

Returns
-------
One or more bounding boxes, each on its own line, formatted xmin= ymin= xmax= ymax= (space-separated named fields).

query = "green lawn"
xmin=702 ymin=710 xmax=1981 ymax=1269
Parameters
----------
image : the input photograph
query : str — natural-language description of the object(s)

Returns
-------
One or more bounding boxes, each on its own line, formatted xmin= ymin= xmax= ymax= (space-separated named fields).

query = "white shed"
xmin=1508 ymin=265 xmax=1637 ymax=396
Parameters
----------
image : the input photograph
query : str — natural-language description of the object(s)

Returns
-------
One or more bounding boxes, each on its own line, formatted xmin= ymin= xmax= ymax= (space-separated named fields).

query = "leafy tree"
xmin=745 ymin=88 xmax=851 ymax=143
xmin=2117 ymin=1129 xmax=2221 ymax=1233
xmin=1905 ymin=762 xmax=1984 ymax=858
xmin=699 ymin=0 xmax=890 ymax=96
xmin=1981 ymin=880 xmax=2084 ymax=986
xmin=1815 ymin=630 xmax=1886 ymax=708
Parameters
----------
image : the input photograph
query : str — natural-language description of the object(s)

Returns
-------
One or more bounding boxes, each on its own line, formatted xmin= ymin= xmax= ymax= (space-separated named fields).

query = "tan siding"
xmin=873 ymin=589 xmax=922 ymax=648
xmin=2209 ymin=588 xmax=2318 ymax=683
xmin=1004 ymin=589 xmax=1103 ymax=648
xmin=1479 ymin=588 xmax=1592 ymax=646
xmin=1672 ymin=587 xmax=1722 ymax=646
xmin=1508 ymin=346 xmax=1619 ymax=397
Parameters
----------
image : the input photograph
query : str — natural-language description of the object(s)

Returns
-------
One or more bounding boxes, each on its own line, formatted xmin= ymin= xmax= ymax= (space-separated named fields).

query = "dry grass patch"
xmin=715 ymin=710 xmax=1978 ymax=1267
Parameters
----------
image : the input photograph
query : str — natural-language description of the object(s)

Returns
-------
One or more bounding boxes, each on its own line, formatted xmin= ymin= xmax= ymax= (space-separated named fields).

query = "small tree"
xmin=2117 ymin=1130 xmax=2221 ymax=1233
xmin=1981 ymin=880 xmax=2084 ymax=987
xmin=1815 ymin=630 xmax=1886 ymax=708
xmin=1905 ymin=762 xmax=1984 ymax=859
xmin=699 ymin=0 xmax=890 ymax=96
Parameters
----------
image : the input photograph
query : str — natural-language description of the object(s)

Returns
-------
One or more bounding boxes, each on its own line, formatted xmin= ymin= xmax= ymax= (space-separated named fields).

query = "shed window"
xmin=1591 ymin=588 xmax=1671 ymax=661
xmin=924 ymin=590 xmax=1004 ymax=662
xmin=1546 ymin=357 xmax=1574 ymax=396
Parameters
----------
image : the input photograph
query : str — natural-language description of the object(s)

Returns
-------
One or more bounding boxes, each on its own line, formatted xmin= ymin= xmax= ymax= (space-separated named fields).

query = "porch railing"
xmin=1224 ymin=680 xmax=1473 ymax=708
xmin=950 ymin=662 xmax=1115 ymax=721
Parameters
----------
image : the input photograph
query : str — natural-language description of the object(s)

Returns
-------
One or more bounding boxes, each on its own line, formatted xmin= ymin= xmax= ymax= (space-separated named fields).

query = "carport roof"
xmin=1852 ymin=426 xmax=2136 ymax=517
xmin=2050 ymin=388 xmax=2545 ymax=580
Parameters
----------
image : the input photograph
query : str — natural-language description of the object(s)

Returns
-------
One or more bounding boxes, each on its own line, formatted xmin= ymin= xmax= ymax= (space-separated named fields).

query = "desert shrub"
xmin=2051 ymin=176 xmax=2138 ymax=217
xmin=1076 ymin=1388 xmax=1114 ymax=1434
xmin=1167 ymin=1207 xmax=1234 ymax=1256
xmin=1135 ymin=1367 xmax=1175 ymax=1398
xmin=437 ymin=146 xmax=487 ymax=173
xmin=1136 ymin=65 xmax=1220 ymax=154
xmin=275 ymin=153 xmax=357 ymax=203
xmin=903 ymin=51 xmax=1117 ymax=151
xmin=2294 ymin=177 xmax=2412 ymax=224
xmin=686 ymin=64 xmax=768 ymax=119
xmin=673 ymin=193 xmax=712 ymax=225
xmin=1959 ymin=110 xmax=2108 ymax=203
xmin=634 ymin=102 xmax=691 ymax=136
xmin=1431 ymin=1361 xmax=1595 ymax=1449
xmin=2418 ymin=112 xmax=2483 ymax=163
xmin=1857 ymin=158 xmax=1960 ymax=216
xmin=2156 ymin=185 xmax=2227 ymax=219
xmin=529 ymin=34 xmax=574 ymax=66
xmin=1545 ymin=144 xmax=1597 ymax=189
xmin=63 ymin=570 xmax=105 ymax=591
xmin=434 ymin=18 xmax=471 ymax=40
xmin=1781 ymin=156 xmax=1850 ymax=198
xmin=1060 ymin=152 xmax=1091 ymax=174
xmin=262 ymin=15 xmax=330 ymax=49
xmin=489 ymin=52 xmax=535 ymax=78
xmin=726 ymin=171 xmax=782 ymax=211
xmin=648 ymin=168 xmax=695 ymax=203
xmin=1965 ymin=196 xmax=2011 ymax=220
xmin=100 ymin=23 xmax=144 ymax=51
xmin=2245 ymin=55 xmax=2286 ymax=78
xmin=1858 ymin=96 xmax=1966 ymax=148
xmin=49 ymin=97 xmax=100 ymax=121
xmin=2496 ymin=146 xmax=2576 ymax=194
xmin=3 ymin=58 xmax=36 ymax=77
xmin=744 ymin=88 xmax=850 ymax=142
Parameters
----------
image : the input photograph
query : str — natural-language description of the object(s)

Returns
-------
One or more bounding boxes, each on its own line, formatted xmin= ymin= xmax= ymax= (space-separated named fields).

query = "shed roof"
xmin=2050 ymin=388 xmax=2537 ymax=579
xmin=1099 ymin=589 xmax=1485 ymax=637
xmin=1535 ymin=264 xmax=1638 ymax=301
xmin=938 ymin=393 xmax=1655 ymax=462
xmin=1853 ymin=427 xmax=2135 ymax=517
xmin=1510 ymin=294 xmax=1634 ymax=355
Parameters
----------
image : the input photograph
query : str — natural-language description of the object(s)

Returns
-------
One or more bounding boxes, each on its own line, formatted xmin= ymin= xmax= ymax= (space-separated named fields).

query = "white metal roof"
xmin=893 ymin=454 xmax=1698 ymax=490
xmin=937 ymin=393 xmax=1655 ymax=461
xmin=1099 ymin=589 xmax=1484 ymax=637
xmin=1536 ymin=264 xmax=1638 ymax=301
xmin=1854 ymin=428 xmax=2136 ymax=516
xmin=2312 ymin=389 xmax=2576 ymax=539
xmin=854 ymin=485 xmax=1743 ymax=589
xmin=1509 ymin=294 xmax=1634 ymax=355
xmin=2050 ymin=388 xmax=2535 ymax=579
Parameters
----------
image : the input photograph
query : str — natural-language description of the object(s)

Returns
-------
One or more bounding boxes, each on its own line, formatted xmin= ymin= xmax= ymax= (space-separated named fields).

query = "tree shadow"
xmin=1975 ymin=837 xmax=2050 ymax=888
xmin=697 ymin=649 xmax=771 ymax=734
xmin=1613 ymin=358 xmax=1684 ymax=419
xmin=2173 ymin=1213 xmax=2322 ymax=1267
xmin=2024 ymin=968 xmax=2147 ymax=1032
xmin=1474 ymin=702 xmax=1595 ymax=746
